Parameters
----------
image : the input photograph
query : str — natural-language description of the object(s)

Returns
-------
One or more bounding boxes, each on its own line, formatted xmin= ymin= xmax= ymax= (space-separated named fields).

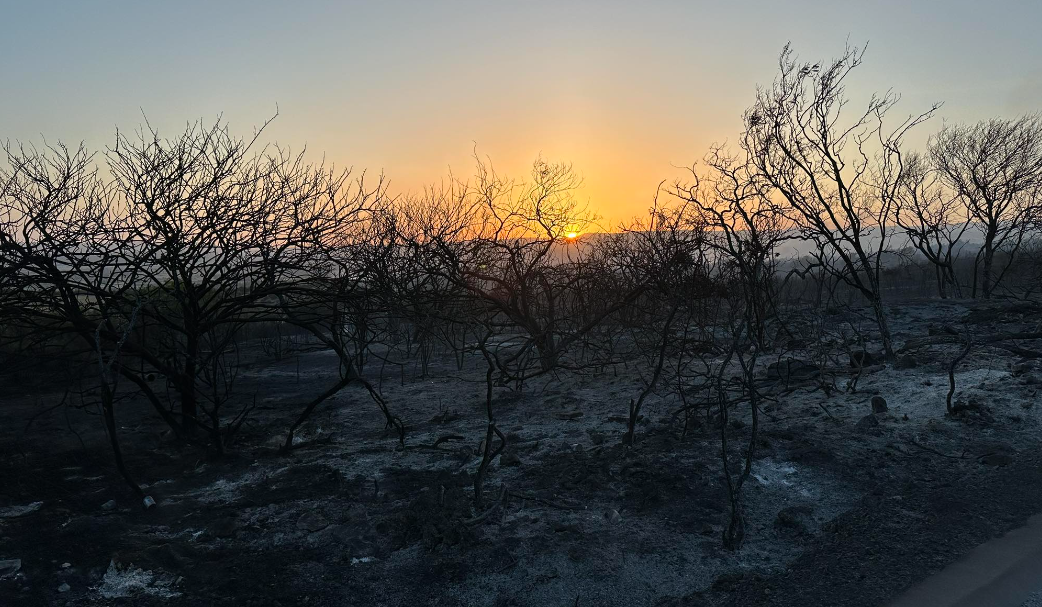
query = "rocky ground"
xmin=2 ymin=299 xmax=1042 ymax=606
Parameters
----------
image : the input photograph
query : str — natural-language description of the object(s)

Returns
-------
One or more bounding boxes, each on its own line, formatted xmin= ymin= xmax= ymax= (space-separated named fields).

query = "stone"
xmin=499 ymin=451 xmax=521 ymax=467
xmin=712 ymin=572 xmax=748 ymax=592
xmin=871 ymin=396 xmax=888 ymax=414
xmin=58 ymin=583 xmax=70 ymax=593
xmin=856 ymin=414 xmax=880 ymax=431
xmin=1012 ymin=360 xmax=1034 ymax=375
xmin=430 ymin=410 xmax=460 ymax=424
xmin=588 ymin=430 xmax=606 ymax=445
xmin=297 ymin=511 xmax=330 ymax=533
xmin=774 ymin=505 xmax=814 ymax=535
xmin=100 ymin=500 xmax=117 ymax=511
xmin=555 ymin=411 xmax=584 ymax=420
xmin=0 ymin=559 xmax=20 ymax=579
xmin=980 ymin=453 xmax=1013 ymax=467
xmin=895 ymin=355 xmax=918 ymax=370
xmin=606 ymin=509 xmax=623 ymax=524
xmin=213 ymin=518 xmax=240 ymax=539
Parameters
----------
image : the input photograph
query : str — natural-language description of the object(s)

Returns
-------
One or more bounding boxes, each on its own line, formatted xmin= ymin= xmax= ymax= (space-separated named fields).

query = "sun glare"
xmin=566 ymin=231 xmax=578 ymax=240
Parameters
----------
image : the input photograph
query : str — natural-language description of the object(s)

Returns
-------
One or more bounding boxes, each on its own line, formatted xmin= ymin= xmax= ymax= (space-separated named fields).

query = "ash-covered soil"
xmin=2 ymin=299 xmax=1042 ymax=606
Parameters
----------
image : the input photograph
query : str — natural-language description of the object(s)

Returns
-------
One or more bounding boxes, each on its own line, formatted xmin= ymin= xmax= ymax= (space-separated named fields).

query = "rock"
xmin=0 ymin=559 xmax=20 ymax=579
xmin=856 ymin=414 xmax=880 ymax=431
xmin=297 ymin=512 xmax=329 ymax=533
xmin=430 ymin=410 xmax=460 ymax=424
xmin=499 ymin=451 xmax=521 ymax=467
xmin=58 ymin=583 xmax=70 ymax=593
xmin=212 ymin=518 xmax=240 ymax=539
xmin=142 ymin=496 xmax=156 ymax=510
xmin=1012 ymin=360 xmax=1035 ymax=376
xmin=774 ymin=505 xmax=814 ymax=535
xmin=61 ymin=562 xmax=71 ymax=569
xmin=555 ymin=411 xmax=584 ymax=420
xmin=712 ymin=571 xmax=748 ymax=591
xmin=980 ymin=453 xmax=1013 ymax=467
xmin=606 ymin=509 xmax=622 ymax=525
xmin=100 ymin=500 xmax=117 ymax=511
xmin=928 ymin=324 xmax=956 ymax=336
xmin=871 ymin=396 xmax=888 ymax=414
xmin=895 ymin=355 xmax=918 ymax=369
xmin=588 ymin=430 xmax=606 ymax=445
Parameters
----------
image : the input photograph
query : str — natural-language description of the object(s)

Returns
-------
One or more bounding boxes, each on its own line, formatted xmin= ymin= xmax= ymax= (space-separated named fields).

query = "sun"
xmin=565 ymin=231 xmax=578 ymax=240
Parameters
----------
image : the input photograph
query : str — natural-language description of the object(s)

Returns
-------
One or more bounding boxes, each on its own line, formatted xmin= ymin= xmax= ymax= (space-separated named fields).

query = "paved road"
xmin=891 ymin=512 xmax=1042 ymax=607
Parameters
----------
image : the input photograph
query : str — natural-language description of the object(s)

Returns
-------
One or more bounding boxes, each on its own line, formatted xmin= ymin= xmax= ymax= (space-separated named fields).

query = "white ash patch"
xmin=96 ymin=560 xmax=181 ymax=599
xmin=0 ymin=501 xmax=42 ymax=518
xmin=178 ymin=464 xmax=290 ymax=504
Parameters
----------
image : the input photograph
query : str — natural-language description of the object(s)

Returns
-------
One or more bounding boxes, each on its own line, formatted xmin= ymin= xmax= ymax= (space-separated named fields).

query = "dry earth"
xmin=2 ymin=299 xmax=1042 ymax=606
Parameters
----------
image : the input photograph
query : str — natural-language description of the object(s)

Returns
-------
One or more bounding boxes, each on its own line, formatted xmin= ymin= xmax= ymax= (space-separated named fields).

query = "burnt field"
xmin=4 ymin=298 xmax=1042 ymax=606
xmin=3 ymin=39 xmax=1042 ymax=607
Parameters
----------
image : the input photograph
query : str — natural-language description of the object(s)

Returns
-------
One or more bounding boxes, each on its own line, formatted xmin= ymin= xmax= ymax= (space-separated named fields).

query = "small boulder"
xmin=774 ymin=505 xmax=814 ymax=535
xmin=100 ymin=500 xmax=117 ymax=511
xmin=552 ymin=522 xmax=581 ymax=533
xmin=58 ymin=583 xmax=71 ymax=593
xmin=499 ymin=451 xmax=521 ymax=467
xmin=895 ymin=355 xmax=918 ymax=370
xmin=431 ymin=410 xmax=460 ymax=424
xmin=297 ymin=511 xmax=330 ymax=533
xmin=871 ymin=396 xmax=888 ymax=414
xmin=980 ymin=453 xmax=1013 ymax=467
xmin=606 ymin=509 xmax=623 ymax=525
xmin=212 ymin=518 xmax=240 ymax=539
xmin=555 ymin=411 xmax=584 ymax=421
xmin=856 ymin=414 xmax=880 ymax=431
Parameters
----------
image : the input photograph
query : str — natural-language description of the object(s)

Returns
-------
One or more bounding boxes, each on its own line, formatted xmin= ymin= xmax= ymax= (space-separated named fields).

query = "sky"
xmin=2 ymin=0 xmax=1041 ymax=225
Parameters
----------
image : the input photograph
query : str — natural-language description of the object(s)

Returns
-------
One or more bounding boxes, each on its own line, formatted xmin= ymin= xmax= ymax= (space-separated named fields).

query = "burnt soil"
xmin=3 ymin=299 xmax=1042 ymax=606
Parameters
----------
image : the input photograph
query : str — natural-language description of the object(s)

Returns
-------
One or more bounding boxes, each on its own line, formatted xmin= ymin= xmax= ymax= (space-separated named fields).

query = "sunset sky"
xmin=3 ymin=0 xmax=1041 ymax=225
